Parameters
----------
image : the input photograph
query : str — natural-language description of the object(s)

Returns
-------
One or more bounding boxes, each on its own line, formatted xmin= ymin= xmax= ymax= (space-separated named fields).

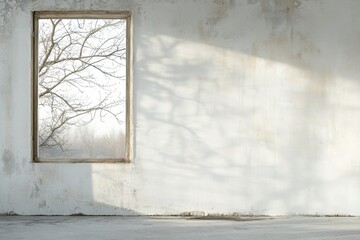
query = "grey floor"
xmin=1 ymin=216 xmax=360 ymax=240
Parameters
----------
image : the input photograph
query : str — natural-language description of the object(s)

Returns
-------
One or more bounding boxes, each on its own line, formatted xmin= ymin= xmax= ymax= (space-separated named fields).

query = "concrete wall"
xmin=1 ymin=0 xmax=360 ymax=215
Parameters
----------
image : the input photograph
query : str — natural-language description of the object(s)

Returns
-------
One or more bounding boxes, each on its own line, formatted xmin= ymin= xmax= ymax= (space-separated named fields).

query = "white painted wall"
xmin=1 ymin=0 xmax=360 ymax=216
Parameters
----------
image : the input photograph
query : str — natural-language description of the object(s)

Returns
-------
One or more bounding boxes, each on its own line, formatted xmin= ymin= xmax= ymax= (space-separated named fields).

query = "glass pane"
xmin=37 ymin=18 xmax=127 ymax=159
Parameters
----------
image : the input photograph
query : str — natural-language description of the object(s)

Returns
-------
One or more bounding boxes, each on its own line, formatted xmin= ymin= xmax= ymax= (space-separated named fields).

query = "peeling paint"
xmin=2 ymin=149 xmax=17 ymax=175
xmin=249 ymin=0 xmax=303 ymax=27
xmin=38 ymin=200 xmax=47 ymax=208
xmin=0 ymin=0 xmax=38 ymax=39
xmin=249 ymin=0 xmax=302 ymax=12
xmin=0 ymin=211 xmax=18 ymax=216
xmin=30 ymin=184 xmax=40 ymax=199
xmin=198 ymin=0 xmax=235 ymax=39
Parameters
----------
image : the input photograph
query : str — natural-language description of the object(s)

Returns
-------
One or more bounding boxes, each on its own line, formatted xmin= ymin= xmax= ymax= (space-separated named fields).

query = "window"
xmin=32 ymin=11 xmax=132 ymax=163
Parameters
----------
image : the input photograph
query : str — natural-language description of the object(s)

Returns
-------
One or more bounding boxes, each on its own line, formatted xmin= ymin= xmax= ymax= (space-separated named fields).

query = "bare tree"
xmin=75 ymin=127 xmax=125 ymax=158
xmin=78 ymin=125 xmax=96 ymax=157
xmin=37 ymin=18 xmax=126 ymax=153
xmin=102 ymin=130 xmax=125 ymax=158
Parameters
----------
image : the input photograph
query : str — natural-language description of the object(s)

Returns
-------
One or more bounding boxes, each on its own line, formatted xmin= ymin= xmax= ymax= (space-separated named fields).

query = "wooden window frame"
xmin=31 ymin=11 xmax=133 ymax=163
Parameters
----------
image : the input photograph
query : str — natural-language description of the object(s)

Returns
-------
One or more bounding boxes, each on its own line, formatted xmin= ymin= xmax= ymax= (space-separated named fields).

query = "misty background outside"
xmin=37 ymin=18 xmax=127 ymax=159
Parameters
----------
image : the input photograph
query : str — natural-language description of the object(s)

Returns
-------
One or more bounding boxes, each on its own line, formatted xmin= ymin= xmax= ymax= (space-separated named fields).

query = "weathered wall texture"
xmin=1 ymin=0 xmax=360 ymax=215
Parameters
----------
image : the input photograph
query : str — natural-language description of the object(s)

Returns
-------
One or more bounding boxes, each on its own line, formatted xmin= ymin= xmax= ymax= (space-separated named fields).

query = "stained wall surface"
xmin=1 ymin=0 xmax=360 ymax=215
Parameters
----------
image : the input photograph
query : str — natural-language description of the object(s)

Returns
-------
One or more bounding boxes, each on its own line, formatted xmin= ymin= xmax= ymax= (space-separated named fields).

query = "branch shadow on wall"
xmin=132 ymin=0 xmax=360 ymax=215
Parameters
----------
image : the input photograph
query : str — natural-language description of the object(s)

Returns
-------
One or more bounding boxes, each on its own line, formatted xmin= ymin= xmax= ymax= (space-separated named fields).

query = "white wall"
xmin=1 ymin=0 xmax=360 ymax=215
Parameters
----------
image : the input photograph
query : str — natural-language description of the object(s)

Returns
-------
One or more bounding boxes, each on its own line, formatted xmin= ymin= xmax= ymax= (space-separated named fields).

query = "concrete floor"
xmin=1 ymin=216 xmax=360 ymax=239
